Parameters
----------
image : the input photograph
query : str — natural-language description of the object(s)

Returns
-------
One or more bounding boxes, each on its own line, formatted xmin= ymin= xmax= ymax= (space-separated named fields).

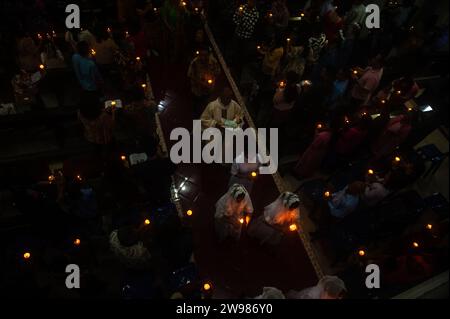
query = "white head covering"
xmin=264 ymin=192 xmax=300 ymax=225
xmin=215 ymin=184 xmax=254 ymax=219
xmin=287 ymin=276 xmax=347 ymax=299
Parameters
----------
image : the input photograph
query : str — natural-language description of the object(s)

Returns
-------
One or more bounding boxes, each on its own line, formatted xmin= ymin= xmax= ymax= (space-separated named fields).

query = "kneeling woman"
xmin=215 ymin=184 xmax=254 ymax=242
xmin=248 ymin=192 xmax=300 ymax=246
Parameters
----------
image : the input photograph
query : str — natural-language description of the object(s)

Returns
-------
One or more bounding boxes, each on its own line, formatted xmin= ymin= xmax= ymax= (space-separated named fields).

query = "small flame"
xmin=251 ymin=171 xmax=257 ymax=178
xmin=144 ymin=219 xmax=151 ymax=225
xmin=358 ymin=250 xmax=366 ymax=257
xmin=23 ymin=252 xmax=31 ymax=259
xmin=186 ymin=210 xmax=193 ymax=216
xmin=74 ymin=238 xmax=81 ymax=246
xmin=39 ymin=64 xmax=45 ymax=70
xmin=426 ymin=224 xmax=433 ymax=230
xmin=203 ymin=283 xmax=212 ymax=291
xmin=289 ymin=224 xmax=298 ymax=232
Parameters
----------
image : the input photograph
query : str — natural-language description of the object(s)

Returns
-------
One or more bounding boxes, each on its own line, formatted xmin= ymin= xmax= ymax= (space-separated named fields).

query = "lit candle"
xmin=120 ymin=155 xmax=127 ymax=161
xmin=250 ymin=171 xmax=257 ymax=178
xmin=353 ymin=70 xmax=358 ymax=75
xmin=74 ymin=238 xmax=81 ymax=246
xmin=39 ymin=64 xmax=45 ymax=70
xmin=245 ymin=216 xmax=251 ymax=225
xmin=286 ymin=38 xmax=291 ymax=43
xmin=396 ymin=90 xmax=402 ymax=95
xmin=239 ymin=5 xmax=244 ymax=12
xmin=256 ymin=45 xmax=261 ymax=50
xmin=207 ymin=79 xmax=213 ymax=85
xmin=136 ymin=56 xmax=141 ymax=61
xmin=141 ymin=83 xmax=147 ymax=89
xmin=300 ymin=12 xmax=305 ymax=17
xmin=144 ymin=219 xmax=151 ymax=225
xmin=324 ymin=191 xmax=331 ymax=199
xmin=381 ymin=99 xmax=386 ymax=104
xmin=203 ymin=283 xmax=212 ymax=291
xmin=76 ymin=174 xmax=82 ymax=181
xmin=289 ymin=224 xmax=298 ymax=232
xmin=107 ymin=27 xmax=112 ymax=33
xmin=194 ymin=7 xmax=199 ymax=12
xmin=195 ymin=50 xmax=200 ymax=55
xmin=345 ymin=116 xmax=350 ymax=124
xmin=125 ymin=31 xmax=129 ymax=38
xmin=279 ymin=81 xmax=286 ymax=88
xmin=358 ymin=249 xmax=366 ymax=257
xmin=52 ymin=30 xmax=56 ymax=37
xmin=91 ymin=49 xmax=96 ymax=56
xmin=316 ymin=123 xmax=323 ymax=129
xmin=394 ymin=156 xmax=401 ymax=163
xmin=37 ymin=33 xmax=42 ymax=40
xmin=268 ymin=12 xmax=273 ymax=18
xmin=239 ymin=218 xmax=245 ymax=224
xmin=426 ymin=224 xmax=433 ymax=230
xmin=412 ymin=241 xmax=419 ymax=248
xmin=181 ymin=1 xmax=187 ymax=6
xmin=111 ymin=101 xmax=116 ymax=107
xmin=368 ymin=169 xmax=374 ymax=175
xmin=23 ymin=252 xmax=31 ymax=260
xmin=408 ymin=107 xmax=413 ymax=112
xmin=48 ymin=175 xmax=55 ymax=183
xmin=186 ymin=209 xmax=193 ymax=216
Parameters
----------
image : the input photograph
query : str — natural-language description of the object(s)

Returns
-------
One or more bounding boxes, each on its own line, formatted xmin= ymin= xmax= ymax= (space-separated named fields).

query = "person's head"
xmin=346 ymin=181 xmax=366 ymax=196
xmin=117 ymin=225 xmax=140 ymax=247
xmin=219 ymin=87 xmax=233 ymax=107
xmin=76 ymin=41 xmax=90 ymax=57
xmin=320 ymin=276 xmax=347 ymax=299
xmin=230 ymin=184 xmax=246 ymax=203
xmin=247 ymin=0 xmax=256 ymax=9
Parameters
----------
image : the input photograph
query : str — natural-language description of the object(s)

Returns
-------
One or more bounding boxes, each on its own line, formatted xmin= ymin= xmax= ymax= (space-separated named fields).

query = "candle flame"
xmin=324 ymin=191 xmax=331 ymax=198
xmin=317 ymin=123 xmax=323 ymax=129
xmin=186 ymin=209 xmax=193 ymax=216
xmin=412 ymin=242 xmax=419 ymax=248
xmin=39 ymin=64 xmax=45 ymax=70
xmin=426 ymin=224 xmax=433 ymax=230
xmin=394 ymin=156 xmax=401 ymax=163
xmin=23 ymin=252 xmax=31 ymax=259
xmin=368 ymin=169 xmax=374 ymax=175
xmin=289 ymin=224 xmax=298 ymax=232
xmin=358 ymin=250 xmax=366 ymax=257
xmin=239 ymin=218 xmax=245 ymax=224
xmin=144 ymin=219 xmax=151 ymax=225
xmin=251 ymin=171 xmax=257 ymax=178
xmin=141 ymin=83 xmax=147 ymax=88
xmin=74 ymin=238 xmax=81 ymax=246
xmin=203 ymin=283 xmax=211 ymax=291
xmin=120 ymin=155 xmax=127 ymax=161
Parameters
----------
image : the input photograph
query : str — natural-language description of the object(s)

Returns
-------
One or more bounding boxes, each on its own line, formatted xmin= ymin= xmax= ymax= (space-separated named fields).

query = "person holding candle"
xmin=271 ymin=71 xmax=301 ymax=127
xmin=214 ymin=184 xmax=254 ymax=242
xmin=229 ymin=149 xmax=263 ymax=194
xmin=258 ymin=35 xmax=285 ymax=79
xmin=293 ymin=123 xmax=333 ymax=179
xmin=16 ymin=32 xmax=41 ymax=73
xmin=187 ymin=47 xmax=220 ymax=115
xmin=350 ymin=55 xmax=384 ymax=109
xmin=269 ymin=0 xmax=290 ymax=33
xmin=72 ymin=41 xmax=103 ymax=94
xmin=248 ymin=192 xmax=301 ymax=246
xmin=370 ymin=113 xmax=412 ymax=161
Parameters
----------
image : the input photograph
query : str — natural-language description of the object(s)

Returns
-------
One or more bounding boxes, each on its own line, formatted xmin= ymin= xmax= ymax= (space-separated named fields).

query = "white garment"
xmin=364 ymin=182 xmax=390 ymax=207
xmin=201 ymin=98 xmax=243 ymax=128
xmin=264 ymin=192 xmax=300 ymax=226
xmin=287 ymin=276 xmax=346 ymax=299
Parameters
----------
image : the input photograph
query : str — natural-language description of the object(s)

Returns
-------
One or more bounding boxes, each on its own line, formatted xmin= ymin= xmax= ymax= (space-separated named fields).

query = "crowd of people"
xmin=0 ymin=0 xmax=448 ymax=299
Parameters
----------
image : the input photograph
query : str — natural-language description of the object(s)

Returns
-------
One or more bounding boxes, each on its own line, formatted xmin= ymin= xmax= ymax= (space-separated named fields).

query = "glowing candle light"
xmin=91 ymin=49 xmax=96 ymax=56
xmin=194 ymin=7 xmax=199 ymax=12
xmin=269 ymin=12 xmax=273 ymax=18
xmin=195 ymin=50 xmax=200 ymax=55
xmin=300 ymin=12 xmax=305 ymax=17
xmin=207 ymin=79 xmax=213 ymax=85
xmin=426 ymin=224 xmax=433 ymax=230
xmin=396 ymin=90 xmax=402 ymax=95
xmin=257 ymin=45 xmax=261 ymax=50
xmin=76 ymin=174 xmax=82 ymax=181
xmin=251 ymin=171 xmax=257 ymax=178
xmin=120 ymin=155 xmax=127 ymax=161
xmin=181 ymin=1 xmax=187 ymax=6
xmin=412 ymin=241 xmax=419 ymax=248
xmin=381 ymin=99 xmax=386 ymax=104
xmin=279 ymin=81 xmax=286 ymax=88
xmin=39 ymin=64 xmax=45 ymax=70
xmin=394 ymin=156 xmax=401 ymax=163
xmin=353 ymin=70 xmax=358 ymax=75
xmin=345 ymin=116 xmax=350 ymax=124
xmin=239 ymin=5 xmax=244 ymax=11
xmin=141 ymin=83 xmax=147 ymax=89
xmin=358 ymin=250 xmax=366 ymax=257
xmin=239 ymin=218 xmax=245 ymax=224
xmin=286 ymin=38 xmax=291 ymax=43
xmin=125 ymin=31 xmax=129 ymax=37
xmin=368 ymin=169 xmax=374 ymax=175
xmin=23 ymin=252 xmax=31 ymax=260
xmin=186 ymin=209 xmax=193 ymax=216
xmin=408 ymin=107 xmax=413 ymax=112
xmin=48 ymin=175 xmax=55 ymax=182
xmin=74 ymin=238 xmax=81 ymax=246
xmin=317 ymin=123 xmax=323 ymax=129
xmin=136 ymin=56 xmax=141 ymax=61
xmin=289 ymin=224 xmax=298 ymax=232
xmin=245 ymin=216 xmax=251 ymax=225
xmin=324 ymin=191 xmax=331 ymax=198
xmin=203 ymin=283 xmax=212 ymax=291
xmin=38 ymin=33 xmax=42 ymax=39
xmin=144 ymin=219 xmax=151 ymax=225
xmin=107 ymin=27 xmax=112 ymax=33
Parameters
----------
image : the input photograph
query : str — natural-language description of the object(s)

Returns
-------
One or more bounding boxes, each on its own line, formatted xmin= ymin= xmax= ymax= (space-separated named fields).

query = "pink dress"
xmin=371 ymin=115 xmax=412 ymax=159
xmin=294 ymin=131 xmax=332 ymax=178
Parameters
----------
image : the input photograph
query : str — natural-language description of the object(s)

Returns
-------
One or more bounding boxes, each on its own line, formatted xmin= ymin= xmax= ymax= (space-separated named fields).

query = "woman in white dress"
xmin=215 ymin=184 xmax=254 ymax=242
xmin=248 ymin=192 xmax=300 ymax=246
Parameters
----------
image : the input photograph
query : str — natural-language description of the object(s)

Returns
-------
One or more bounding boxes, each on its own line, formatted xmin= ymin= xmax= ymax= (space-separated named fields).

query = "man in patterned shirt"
xmin=233 ymin=0 xmax=260 ymax=40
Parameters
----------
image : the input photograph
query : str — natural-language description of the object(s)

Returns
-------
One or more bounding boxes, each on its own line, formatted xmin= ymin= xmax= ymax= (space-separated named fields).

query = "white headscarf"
xmin=254 ymin=287 xmax=286 ymax=299
xmin=215 ymin=184 xmax=254 ymax=219
xmin=264 ymin=192 xmax=300 ymax=225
